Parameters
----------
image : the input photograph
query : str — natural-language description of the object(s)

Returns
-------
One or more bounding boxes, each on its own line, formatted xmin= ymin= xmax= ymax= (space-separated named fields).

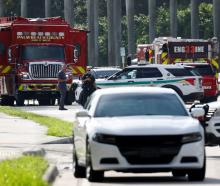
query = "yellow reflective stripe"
xmin=77 ymin=66 xmax=86 ymax=74
xmin=161 ymin=52 xmax=167 ymax=59
xmin=162 ymin=59 xmax=169 ymax=64
xmin=72 ymin=68 xmax=77 ymax=74
xmin=18 ymin=85 xmax=23 ymax=91
xmin=211 ymin=59 xmax=219 ymax=70
xmin=174 ymin=58 xmax=182 ymax=62
xmin=2 ymin=66 xmax=11 ymax=73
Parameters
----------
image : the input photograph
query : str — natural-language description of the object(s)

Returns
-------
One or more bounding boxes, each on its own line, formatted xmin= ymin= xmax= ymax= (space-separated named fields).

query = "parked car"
xmin=95 ymin=64 xmax=204 ymax=102
xmin=75 ymin=67 xmax=121 ymax=103
xmin=204 ymin=101 xmax=220 ymax=146
xmin=184 ymin=63 xmax=218 ymax=102
xmin=73 ymin=87 xmax=206 ymax=182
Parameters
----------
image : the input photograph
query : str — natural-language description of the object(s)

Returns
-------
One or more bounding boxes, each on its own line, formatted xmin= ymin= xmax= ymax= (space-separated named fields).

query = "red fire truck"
xmin=0 ymin=17 xmax=87 ymax=106
xmin=137 ymin=37 xmax=219 ymax=102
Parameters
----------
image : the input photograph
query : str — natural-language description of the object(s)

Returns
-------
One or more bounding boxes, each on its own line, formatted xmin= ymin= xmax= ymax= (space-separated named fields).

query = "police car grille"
xmin=115 ymin=135 xmax=182 ymax=165
xmin=30 ymin=64 xmax=61 ymax=79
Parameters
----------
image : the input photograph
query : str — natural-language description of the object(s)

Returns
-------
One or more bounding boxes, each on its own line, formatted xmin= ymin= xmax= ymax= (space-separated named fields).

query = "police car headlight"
xmin=93 ymin=133 xmax=116 ymax=145
xmin=181 ymin=132 xmax=202 ymax=144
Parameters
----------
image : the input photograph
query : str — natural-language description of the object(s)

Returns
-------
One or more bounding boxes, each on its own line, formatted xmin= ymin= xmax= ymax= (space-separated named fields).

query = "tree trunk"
xmin=126 ymin=0 xmax=135 ymax=58
xmin=213 ymin=0 xmax=220 ymax=39
xmin=0 ymin=0 xmax=4 ymax=17
xmin=107 ymin=0 xmax=115 ymax=66
xmin=148 ymin=0 xmax=156 ymax=43
xmin=170 ymin=0 xmax=177 ymax=38
xmin=87 ymin=0 xmax=99 ymax=66
xmin=21 ymin=0 xmax=28 ymax=17
xmin=191 ymin=0 xmax=199 ymax=39
xmin=113 ymin=0 xmax=121 ymax=66
xmin=64 ymin=0 xmax=74 ymax=26
xmin=45 ymin=0 xmax=51 ymax=17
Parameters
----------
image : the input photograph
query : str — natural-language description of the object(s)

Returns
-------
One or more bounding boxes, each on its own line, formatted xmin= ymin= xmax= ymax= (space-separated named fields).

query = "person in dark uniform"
xmin=79 ymin=72 xmax=96 ymax=106
xmin=57 ymin=65 xmax=68 ymax=110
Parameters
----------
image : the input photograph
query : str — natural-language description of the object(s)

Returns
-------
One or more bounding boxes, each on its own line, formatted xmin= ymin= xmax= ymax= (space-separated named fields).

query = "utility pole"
xmin=191 ymin=0 xmax=199 ymax=39
xmin=170 ymin=0 xmax=177 ymax=38
xmin=107 ymin=0 xmax=115 ymax=66
xmin=0 ymin=0 xmax=4 ymax=17
xmin=87 ymin=0 xmax=99 ymax=66
xmin=21 ymin=0 xmax=28 ymax=17
xmin=113 ymin=0 xmax=121 ymax=66
xmin=126 ymin=0 xmax=135 ymax=58
xmin=148 ymin=0 xmax=156 ymax=43
xmin=64 ymin=0 xmax=74 ymax=26
xmin=45 ymin=0 xmax=51 ymax=17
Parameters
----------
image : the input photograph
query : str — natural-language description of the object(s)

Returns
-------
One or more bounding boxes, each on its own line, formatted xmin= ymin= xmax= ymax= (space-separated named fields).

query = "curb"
xmin=22 ymin=147 xmax=46 ymax=157
xmin=43 ymin=164 xmax=59 ymax=184
xmin=42 ymin=137 xmax=73 ymax=144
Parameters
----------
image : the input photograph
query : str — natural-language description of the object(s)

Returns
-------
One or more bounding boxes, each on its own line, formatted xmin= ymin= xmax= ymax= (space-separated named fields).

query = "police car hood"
xmin=87 ymin=116 xmax=201 ymax=136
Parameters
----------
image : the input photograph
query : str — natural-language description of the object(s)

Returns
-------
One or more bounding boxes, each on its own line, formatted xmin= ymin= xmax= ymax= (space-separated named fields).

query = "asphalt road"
xmin=16 ymin=102 xmax=220 ymax=186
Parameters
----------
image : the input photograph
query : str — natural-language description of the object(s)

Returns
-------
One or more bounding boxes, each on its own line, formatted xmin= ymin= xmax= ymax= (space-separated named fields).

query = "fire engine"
xmin=137 ymin=37 xmax=219 ymax=102
xmin=0 ymin=17 xmax=87 ymax=106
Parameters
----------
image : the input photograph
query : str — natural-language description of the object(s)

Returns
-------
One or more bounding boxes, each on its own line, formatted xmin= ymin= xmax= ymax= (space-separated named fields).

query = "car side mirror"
xmin=190 ymin=108 xmax=205 ymax=118
xmin=76 ymin=110 xmax=90 ymax=118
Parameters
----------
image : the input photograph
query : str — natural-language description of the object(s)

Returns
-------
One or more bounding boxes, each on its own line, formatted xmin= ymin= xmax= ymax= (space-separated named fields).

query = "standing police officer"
xmin=57 ymin=65 xmax=68 ymax=110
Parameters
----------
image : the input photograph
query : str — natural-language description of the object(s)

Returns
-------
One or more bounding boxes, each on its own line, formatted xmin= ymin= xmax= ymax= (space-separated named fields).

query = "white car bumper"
xmin=206 ymin=116 xmax=220 ymax=145
xmin=90 ymin=140 xmax=205 ymax=171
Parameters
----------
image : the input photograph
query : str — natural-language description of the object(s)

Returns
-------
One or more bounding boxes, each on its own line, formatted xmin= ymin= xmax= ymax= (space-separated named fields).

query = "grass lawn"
xmin=0 ymin=106 xmax=73 ymax=137
xmin=0 ymin=156 xmax=49 ymax=186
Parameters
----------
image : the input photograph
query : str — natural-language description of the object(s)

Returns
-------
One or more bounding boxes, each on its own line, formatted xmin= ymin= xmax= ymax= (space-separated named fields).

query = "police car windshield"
xmin=92 ymin=69 xmax=120 ymax=79
xmin=22 ymin=45 xmax=65 ymax=60
xmin=95 ymin=93 xmax=188 ymax=117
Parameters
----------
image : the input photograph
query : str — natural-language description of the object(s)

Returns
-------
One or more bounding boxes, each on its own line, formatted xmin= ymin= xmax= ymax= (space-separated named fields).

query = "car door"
xmin=97 ymin=68 xmax=141 ymax=87
xmin=137 ymin=67 xmax=164 ymax=87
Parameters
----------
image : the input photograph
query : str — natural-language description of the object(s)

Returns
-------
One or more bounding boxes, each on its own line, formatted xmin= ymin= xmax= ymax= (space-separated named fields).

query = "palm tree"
xmin=45 ymin=0 xmax=51 ymax=17
xmin=126 ymin=0 xmax=135 ymax=58
xmin=64 ymin=0 xmax=74 ymax=26
xmin=21 ymin=0 xmax=27 ymax=17
xmin=149 ymin=0 xmax=156 ymax=42
xmin=170 ymin=0 xmax=177 ymax=37
xmin=191 ymin=0 xmax=199 ymax=38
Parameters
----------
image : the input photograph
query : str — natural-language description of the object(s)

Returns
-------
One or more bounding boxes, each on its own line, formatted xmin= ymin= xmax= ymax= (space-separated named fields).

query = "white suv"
xmin=96 ymin=64 xmax=204 ymax=102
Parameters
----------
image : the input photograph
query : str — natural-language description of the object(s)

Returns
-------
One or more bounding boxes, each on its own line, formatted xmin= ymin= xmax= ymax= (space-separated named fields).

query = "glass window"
xmin=165 ymin=68 xmax=195 ymax=77
xmin=92 ymin=70 xmax=120 ymax=79
xmin=22 ymin=45 xmax=65 ymax=60
xmin=95 ymin=93 xmax=188 ymax=117
xmin=140 ymin=68 xmax=162 ymax=78
xmin=110 ymin=68 xmax=138 ymax=80
xmin=193 ymin=65 xmax=215 ymax=76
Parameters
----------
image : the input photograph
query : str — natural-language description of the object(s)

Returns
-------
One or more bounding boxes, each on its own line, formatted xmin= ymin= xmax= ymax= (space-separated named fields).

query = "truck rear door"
xmin=0 ymin=30 xmax=12 ymax=76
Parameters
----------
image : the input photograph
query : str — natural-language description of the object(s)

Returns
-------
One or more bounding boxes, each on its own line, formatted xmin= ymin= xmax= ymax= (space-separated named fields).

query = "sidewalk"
xmin=0 ymin=112 xmax=57 ymax=161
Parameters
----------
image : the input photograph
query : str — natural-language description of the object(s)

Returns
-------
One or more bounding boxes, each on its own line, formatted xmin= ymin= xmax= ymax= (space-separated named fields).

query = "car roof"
xmin=94 ymin=87 xmax=176 ymax=96
xmin=126 ymin=64 xmax=185 ymax=69
xmin=91 ymin=67 xmax=121 ymax=71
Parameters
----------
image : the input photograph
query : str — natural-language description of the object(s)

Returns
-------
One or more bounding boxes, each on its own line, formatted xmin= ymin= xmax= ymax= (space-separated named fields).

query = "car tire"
xmin=73 ymin=145 xmax=86 ymax=178
xmin=188 ymin=157 xmax=206 ymax=181
xmin=172 ymin=170 xmax=186 ymax=177
xmin=86 ymin=143 xmax=104 ymax=182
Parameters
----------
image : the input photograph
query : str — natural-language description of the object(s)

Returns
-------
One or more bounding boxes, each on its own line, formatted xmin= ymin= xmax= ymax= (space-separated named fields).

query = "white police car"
xmin=96 ymin=64 xmax=204 ymax=102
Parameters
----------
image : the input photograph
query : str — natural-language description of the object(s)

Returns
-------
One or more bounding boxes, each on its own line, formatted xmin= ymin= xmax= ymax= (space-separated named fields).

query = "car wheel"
xmin=73 ymin=145 xmax=86 ymax=178
xmin=172 ymin=170 xmax=186 ymax=177
xmin=188 ymin=157 xmax=206 ymax=181
xmin=86 ymin=143 xmax=104 ymax=182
